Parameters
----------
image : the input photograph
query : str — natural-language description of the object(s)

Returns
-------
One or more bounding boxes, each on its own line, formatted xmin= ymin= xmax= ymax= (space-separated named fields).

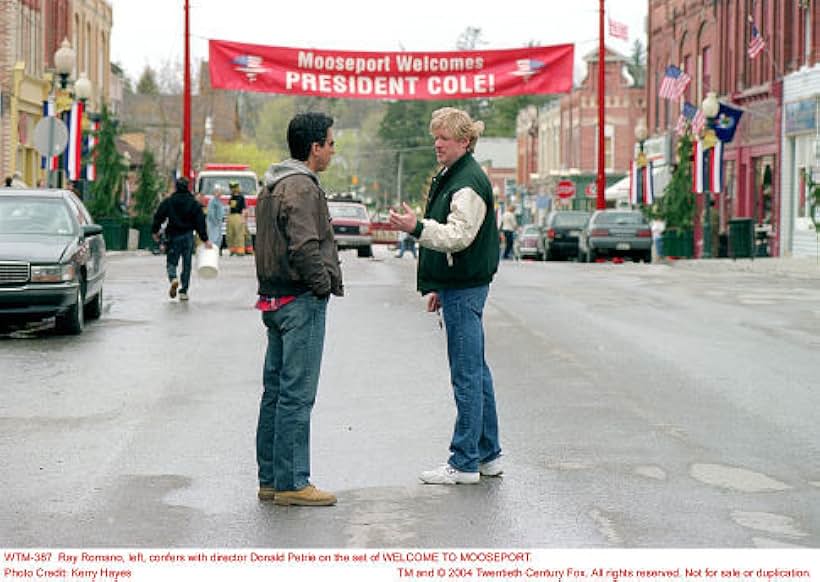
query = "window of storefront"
xmin=754 ymin=156 xmax=775 ymax=225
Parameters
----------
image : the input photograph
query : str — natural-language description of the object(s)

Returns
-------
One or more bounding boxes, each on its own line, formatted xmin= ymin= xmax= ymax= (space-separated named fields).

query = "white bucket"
xmin=197 ymin=246 xmax=219 ymax=278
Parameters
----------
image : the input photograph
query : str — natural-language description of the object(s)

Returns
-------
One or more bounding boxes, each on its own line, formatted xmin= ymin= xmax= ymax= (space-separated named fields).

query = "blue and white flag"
xmin=714 ymin=102 xmax=743 ymax=143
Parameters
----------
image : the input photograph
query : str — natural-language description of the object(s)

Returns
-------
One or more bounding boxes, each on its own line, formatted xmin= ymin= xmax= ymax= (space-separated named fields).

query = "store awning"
xmin=605 ymin=165 xmax=672 ymax=201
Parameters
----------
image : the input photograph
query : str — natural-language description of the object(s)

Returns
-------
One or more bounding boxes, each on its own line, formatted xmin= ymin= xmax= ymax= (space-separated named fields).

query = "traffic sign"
xmin=585 ymin=182 xmax=597 ymax=196
xmin=556 ymin=179 xmax=576 ymax=199
xmin=33 ymin=116 xmax=69 ymax=158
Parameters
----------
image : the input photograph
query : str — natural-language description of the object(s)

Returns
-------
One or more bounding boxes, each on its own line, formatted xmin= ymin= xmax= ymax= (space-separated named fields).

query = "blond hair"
xmin=429 ymin=107 xmax=484 ymax=153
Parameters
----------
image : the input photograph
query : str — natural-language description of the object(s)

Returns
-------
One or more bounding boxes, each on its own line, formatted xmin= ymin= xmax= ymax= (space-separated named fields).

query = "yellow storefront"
xmin=8 ymin=62 xmax=50 ymax=186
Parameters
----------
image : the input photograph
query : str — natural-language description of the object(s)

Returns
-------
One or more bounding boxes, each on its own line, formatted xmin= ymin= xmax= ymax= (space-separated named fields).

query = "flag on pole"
xmin=692 ymin=140 xmax=724 ymax=193
xmin=713 ymin=102 xmax=744 ymax=142
xmin=691 ymin=107 xmax=706 ymax=136
xmin=41 ymin=100 xmax=59 ymax=171
xmin=84 ymin=118 xmax=100 ymax=182
xmin=748 ymin=23 xmax=766 ymax=59
xmin=658 ymin=65 xmax=691 ymax=100
xmin=64 ymin=100 xmax=84 ymax=182
xmin=608 ymin=18 xmax=629 ymax=41
xmin=630 ymin=160 xmax=654 ymax=205
xmin=675 ymin=102 xmax=697 ymax=136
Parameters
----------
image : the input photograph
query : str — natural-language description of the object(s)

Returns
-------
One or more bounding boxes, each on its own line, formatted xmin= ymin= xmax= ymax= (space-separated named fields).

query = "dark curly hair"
xmin=287 ymin=112 xmax=334 ymax=162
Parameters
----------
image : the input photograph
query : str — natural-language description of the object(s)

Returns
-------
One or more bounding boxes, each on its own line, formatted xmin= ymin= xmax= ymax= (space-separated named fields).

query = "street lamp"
xmin=634 ymin=121 xmax=648 ymax=153
xmin=73 ymin=72 xmax=92 ymax=104
xmin=701 ymin=92 xmax=720 ymax=258
xmin=54 ymin=39 xmax=75 ymax=89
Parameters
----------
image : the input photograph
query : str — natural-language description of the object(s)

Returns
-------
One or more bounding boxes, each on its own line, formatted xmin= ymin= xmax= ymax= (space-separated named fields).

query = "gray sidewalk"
xmin=664 ymin=254 xmax=820 ymax=280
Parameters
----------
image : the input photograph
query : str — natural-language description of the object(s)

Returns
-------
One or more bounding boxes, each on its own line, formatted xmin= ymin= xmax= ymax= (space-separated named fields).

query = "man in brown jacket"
xmin=254 ymin=112 xmax=343 ymax=506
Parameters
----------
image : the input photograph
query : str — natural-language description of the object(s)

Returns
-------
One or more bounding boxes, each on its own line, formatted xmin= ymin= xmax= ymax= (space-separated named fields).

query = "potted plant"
xmin=86 ymin=106 xmax=129 ymax=250
xmin=654 ymin=133 xmax=695 ymax=258
xmin=131 ymin=150 xmax=163 ymax=249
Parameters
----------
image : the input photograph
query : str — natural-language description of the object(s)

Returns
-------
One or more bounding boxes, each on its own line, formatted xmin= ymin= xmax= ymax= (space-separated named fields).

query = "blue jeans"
xmin=256 ymin=293 xmax=328 ymax=491
xmin=166 ymin=233 xmax=194 ymax=292
xmin=439 ymin=285 xmax=501 ymax=473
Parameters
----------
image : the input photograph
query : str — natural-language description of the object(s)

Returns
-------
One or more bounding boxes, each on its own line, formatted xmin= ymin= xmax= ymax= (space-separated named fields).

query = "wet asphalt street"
xmin=1 ymin=247 xmax=819 ymax=548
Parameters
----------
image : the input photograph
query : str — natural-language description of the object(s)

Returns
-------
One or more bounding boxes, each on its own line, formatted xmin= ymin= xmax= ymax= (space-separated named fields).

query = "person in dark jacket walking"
xmin=151 ymin=177 xmax=212 ymax=301
xmin=254 ymin=112 xmax=343 ymax=506
xmin=389 ymin=107 xmax=502 ymax=485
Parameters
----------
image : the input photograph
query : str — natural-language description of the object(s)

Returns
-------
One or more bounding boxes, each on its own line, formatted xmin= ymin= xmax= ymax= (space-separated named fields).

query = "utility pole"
xmin=596 ymin=0 xmax=606 ymax=210
xmin=183 ymin=0 xmax=192 ymax=181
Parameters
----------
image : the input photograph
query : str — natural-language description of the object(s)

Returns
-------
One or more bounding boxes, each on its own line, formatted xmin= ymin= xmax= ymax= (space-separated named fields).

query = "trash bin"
xmin=98 ymin=218 xmax=129 ymax=251
xmin=662 ymin=229 xmax=693 ymax=258
xmin=728 ymin=218 xmax=754 ymax=259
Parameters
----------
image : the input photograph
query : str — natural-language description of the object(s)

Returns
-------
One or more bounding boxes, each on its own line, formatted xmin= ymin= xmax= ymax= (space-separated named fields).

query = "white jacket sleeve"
xmin=417 ymin=187 xmax=487 ymax=253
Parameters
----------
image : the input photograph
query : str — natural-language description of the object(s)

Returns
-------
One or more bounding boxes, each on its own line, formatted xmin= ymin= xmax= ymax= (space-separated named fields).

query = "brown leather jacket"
xmin=254 ymin=160 xmax=343 ymax=298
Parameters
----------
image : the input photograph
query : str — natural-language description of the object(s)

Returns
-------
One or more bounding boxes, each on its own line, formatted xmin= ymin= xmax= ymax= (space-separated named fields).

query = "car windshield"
xmin=0 ymin=197 xmax=76 ymax=235
xmin=522 ymin=226 xmax=541 ymax=236
xmin=329 ymin=204 xmax=368 ymax=220
xmin=552 ymin=213 xmax=589 ymax=227
xmin=594 ymin=212 xmax=647 ymax=226
xmin=198 ymin=176 xmax=257 ymax=195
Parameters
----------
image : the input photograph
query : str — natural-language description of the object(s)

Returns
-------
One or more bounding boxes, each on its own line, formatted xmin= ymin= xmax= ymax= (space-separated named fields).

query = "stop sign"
xmin=556 ymin=180 xmax=576 ymax=199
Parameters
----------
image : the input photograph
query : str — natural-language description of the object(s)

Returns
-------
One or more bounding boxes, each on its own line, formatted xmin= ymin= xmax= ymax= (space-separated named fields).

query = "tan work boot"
xmin=257 ymin=486 xmax=278 ymax=501
xmin=274 ymin=484 xmax=337 ymax=506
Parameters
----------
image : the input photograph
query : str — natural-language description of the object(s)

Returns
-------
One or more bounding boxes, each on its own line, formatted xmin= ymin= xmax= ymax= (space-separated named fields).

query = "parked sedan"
xmin=578 ymin=209 xmax=652 ymax=263
xmin=0 ymin=189 xmax=106 ymax=334
xmin=544 ymin=210 xmax=591 ymax=261
xmin=514 ymin=224 xmax=546 ymax=261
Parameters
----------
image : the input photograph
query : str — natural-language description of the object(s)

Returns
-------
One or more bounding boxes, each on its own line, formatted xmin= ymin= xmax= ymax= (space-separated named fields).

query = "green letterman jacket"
xmin=412 ymin=153 xmax=500 ymax=295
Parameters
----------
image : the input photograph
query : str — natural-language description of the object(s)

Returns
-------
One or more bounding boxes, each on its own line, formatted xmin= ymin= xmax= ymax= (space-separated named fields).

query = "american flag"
xmin=608 ymin=18 xmax=628 ymax=41
xmin=691 ymin=108 xmax=706 ymax=136
xmin=659 ymin=65 xmax=691 ymax=100
xmin=675 ymin=102 xmax=697 ymax=136
xmin=748 ymin=23 xmax=766 ymax=59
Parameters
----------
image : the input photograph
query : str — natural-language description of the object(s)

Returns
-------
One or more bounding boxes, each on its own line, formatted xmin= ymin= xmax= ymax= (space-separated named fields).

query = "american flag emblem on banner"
xmin=658 ymin=65 xmax=691 ymax=100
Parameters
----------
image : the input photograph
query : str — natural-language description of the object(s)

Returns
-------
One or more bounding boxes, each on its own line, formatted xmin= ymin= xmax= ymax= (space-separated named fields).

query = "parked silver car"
xmin=514 ymin=224 xmax=547 ymax=261
xmin=578 ymin=209 xmax=652 ymax=263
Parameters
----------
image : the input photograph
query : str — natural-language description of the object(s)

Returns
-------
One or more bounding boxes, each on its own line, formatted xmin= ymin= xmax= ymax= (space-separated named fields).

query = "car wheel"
xmin=643 ymin=251 xmax=652 ymax=263
xmin=56 ymin=282 xmax=85 ymax=335
xmin=357 ymin=245 xmax=373 ymax=258
xmin=84 ymin=286 xmax=103 ymax=320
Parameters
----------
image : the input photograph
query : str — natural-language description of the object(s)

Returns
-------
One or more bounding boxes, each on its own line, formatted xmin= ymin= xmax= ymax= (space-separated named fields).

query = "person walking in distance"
xmin=389 ymin=107 xmax=503 ymax=485
xmin=254 ymin=112 xmax=343 ymax=506
xmin=226 ymin=180 xmax=247 ymax=255
xmin=500 ymin=204 xmax=517 ymax=259
xmin=207 ymin=184 xmax=226 ymax=254
xmin=151 ymin=177 xmax=212 ymax=301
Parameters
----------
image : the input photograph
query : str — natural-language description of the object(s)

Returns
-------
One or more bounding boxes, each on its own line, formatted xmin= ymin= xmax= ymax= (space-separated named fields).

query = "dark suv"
xmin=544 ymin=210 xmax=591 ymax=261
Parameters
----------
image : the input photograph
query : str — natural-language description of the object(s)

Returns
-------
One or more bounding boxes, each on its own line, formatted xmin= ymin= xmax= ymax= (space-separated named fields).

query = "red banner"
xmin=209 ymin=39 xmax=574 ymax=100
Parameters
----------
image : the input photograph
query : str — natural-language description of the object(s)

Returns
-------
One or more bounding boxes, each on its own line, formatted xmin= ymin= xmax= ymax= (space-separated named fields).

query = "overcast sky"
xmin=110 ymin=0 xmax=647 ymax=83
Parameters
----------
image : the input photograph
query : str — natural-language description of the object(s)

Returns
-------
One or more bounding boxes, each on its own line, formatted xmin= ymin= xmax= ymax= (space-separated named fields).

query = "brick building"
xmin=515 ymin=47 xmax=646 ymax=213
xmin=1 ymin=0 xmax=112 ymax=185
xmin=647 ymin=0 xmax=818 ymax=257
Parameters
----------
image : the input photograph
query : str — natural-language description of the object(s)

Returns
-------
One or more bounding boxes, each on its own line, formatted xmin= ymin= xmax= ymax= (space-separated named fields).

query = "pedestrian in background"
xmin=650 ymin=218 xmax=665 ymax=261
xmin=500 ymin=204 xmax=517 ymax=259
xmin=207 ymin=184 xmax=226 ymax=254
xmin=389 ymin=106 xmax=503 ymax=486
xmin=151 ymin=177 xmax=211 ymax=301
xmin=254 ymin=112 xmax=343 ymax=506
xmin=226 ymin=180 xmax=247 ymax=255
xmin=395 ymin=230 xmax=417 ymax=258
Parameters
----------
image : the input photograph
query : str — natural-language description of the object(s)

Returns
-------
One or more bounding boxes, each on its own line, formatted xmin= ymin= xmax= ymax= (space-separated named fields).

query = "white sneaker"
xmin=419 ymin=464 xmax=479 ymax=485
xmin=178 ymin=291 xmax=189 ymax=301
xmin=479 ymin=457 xmax=503 ymax=477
